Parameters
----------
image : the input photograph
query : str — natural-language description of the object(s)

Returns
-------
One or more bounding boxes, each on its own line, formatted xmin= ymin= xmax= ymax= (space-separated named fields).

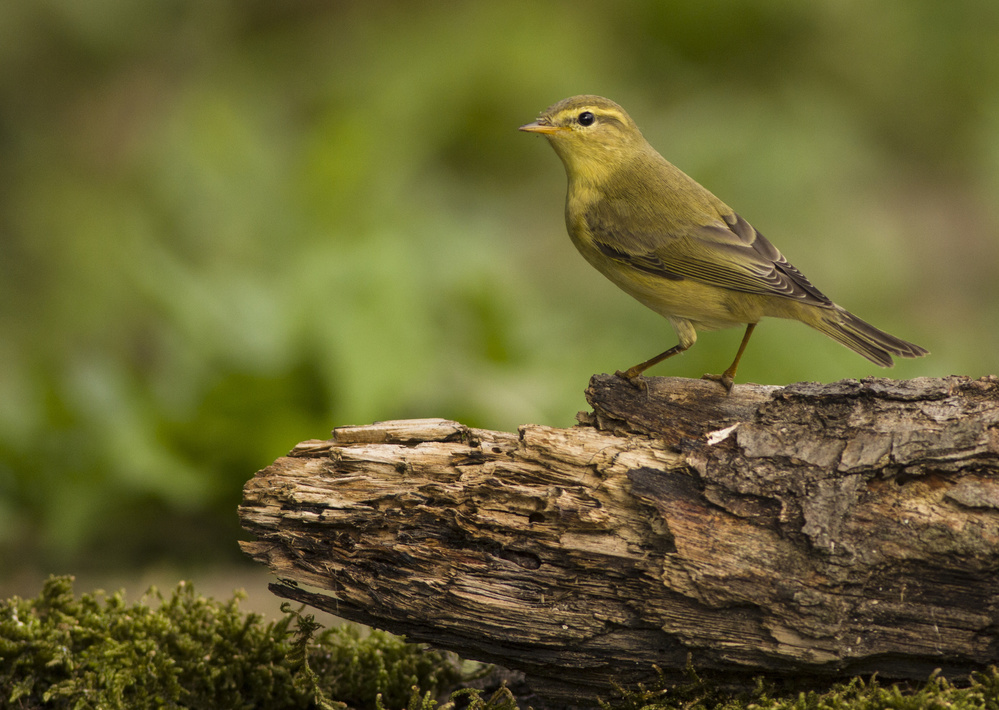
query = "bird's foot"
xmin=701 ymin=372 xmax=734 ymax=393
xmin=615 ymin=369 xmax=648 ymax=391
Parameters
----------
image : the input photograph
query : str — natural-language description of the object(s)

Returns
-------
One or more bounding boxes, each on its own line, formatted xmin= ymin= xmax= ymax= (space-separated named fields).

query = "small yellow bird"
xmin=520 ymin=95 xmax=927 ymax=390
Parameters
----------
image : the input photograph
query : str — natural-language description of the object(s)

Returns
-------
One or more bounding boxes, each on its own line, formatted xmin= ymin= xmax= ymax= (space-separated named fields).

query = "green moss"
xmin=605 ymin=665 xmax=999 ymax=710
xmin=0 ymin=575 xmax=466 ymax=709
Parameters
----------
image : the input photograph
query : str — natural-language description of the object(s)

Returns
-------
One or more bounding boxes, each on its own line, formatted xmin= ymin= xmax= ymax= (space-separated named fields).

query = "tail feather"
xmin=811 ymin=307 xmax=928 ymax=367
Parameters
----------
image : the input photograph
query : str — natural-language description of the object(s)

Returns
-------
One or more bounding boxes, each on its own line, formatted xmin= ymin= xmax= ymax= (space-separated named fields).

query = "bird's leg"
xmin=702 ymin=323 xmax=756 ymax=392
xmin=615 ymin=342 xmax=689 ymax=389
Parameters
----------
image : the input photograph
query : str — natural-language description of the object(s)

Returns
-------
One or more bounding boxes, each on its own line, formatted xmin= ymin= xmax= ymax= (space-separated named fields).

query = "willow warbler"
xmin=520 ymin=95 xmax=927 ymax=390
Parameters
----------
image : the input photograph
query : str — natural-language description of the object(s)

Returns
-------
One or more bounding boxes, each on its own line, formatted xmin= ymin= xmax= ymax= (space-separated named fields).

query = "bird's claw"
xmin=701 ymin=372 xmax=734 ymax=393
xmin=615 ymin=369 xmax=647 ymax=391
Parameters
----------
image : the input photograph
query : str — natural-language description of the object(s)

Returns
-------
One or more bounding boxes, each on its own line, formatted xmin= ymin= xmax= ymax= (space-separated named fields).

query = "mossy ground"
xmin=604 ymin=666 xmax=999 ymax=710
xmin=1 ymin=577 xmax=996 ymax=709
xmin=0 ymin=576 xmax=472 ymax=710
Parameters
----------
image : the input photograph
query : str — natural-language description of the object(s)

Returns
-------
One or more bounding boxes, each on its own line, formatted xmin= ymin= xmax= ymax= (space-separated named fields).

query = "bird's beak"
xmin=519 ymin=119 xmax=564 ymax=135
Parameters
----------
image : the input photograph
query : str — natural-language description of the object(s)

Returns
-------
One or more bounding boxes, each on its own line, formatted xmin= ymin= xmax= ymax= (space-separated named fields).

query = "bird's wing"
xmin=586 ymin=205 xmax=833 ymax=306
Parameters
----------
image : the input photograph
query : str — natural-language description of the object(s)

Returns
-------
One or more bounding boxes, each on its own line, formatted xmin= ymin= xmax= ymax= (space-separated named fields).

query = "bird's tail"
xmin=810 ymin=307 xmax=928 ymax=367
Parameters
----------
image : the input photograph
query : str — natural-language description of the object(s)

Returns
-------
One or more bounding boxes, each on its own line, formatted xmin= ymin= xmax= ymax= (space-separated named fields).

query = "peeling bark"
xmin=239 ymin=375 xmax=999 ymax=704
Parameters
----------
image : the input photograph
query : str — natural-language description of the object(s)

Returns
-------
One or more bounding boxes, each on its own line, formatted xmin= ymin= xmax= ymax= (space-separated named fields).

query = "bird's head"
xmin=519 ymin=95 xmax=648 ymax=179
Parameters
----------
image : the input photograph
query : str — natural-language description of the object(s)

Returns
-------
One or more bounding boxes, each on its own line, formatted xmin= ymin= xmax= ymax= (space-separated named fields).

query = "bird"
xmin=519 ymin=95 xmax=927 ymax=390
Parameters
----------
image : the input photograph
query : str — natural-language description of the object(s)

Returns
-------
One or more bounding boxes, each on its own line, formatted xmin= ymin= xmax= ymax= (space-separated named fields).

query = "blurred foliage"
xmin=0 ymin=0 xmax=997 ymax=570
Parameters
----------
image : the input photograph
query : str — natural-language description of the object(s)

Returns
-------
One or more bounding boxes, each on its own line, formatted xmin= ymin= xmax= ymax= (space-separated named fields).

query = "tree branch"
xmin=240 ymin=375 xmax=999 ymax=704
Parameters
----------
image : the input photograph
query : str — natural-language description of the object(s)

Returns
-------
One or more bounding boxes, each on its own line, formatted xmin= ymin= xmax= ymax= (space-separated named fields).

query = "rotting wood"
xmin=239 ymin=374 xmax=999 ymax=704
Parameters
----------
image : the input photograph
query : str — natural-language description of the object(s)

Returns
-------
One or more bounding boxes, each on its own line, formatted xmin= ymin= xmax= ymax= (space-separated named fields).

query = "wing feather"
xmin=585 ymin=203 xmax=832 ymax=306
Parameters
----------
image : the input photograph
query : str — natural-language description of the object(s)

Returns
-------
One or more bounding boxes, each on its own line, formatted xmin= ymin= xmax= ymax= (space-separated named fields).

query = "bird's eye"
xmin=578 ymin=111 xmax=595 ymax=126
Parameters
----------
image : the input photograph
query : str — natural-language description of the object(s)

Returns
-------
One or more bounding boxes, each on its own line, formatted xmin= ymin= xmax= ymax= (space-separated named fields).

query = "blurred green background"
xmin=1 ymin=0 xmax=997 ymax=589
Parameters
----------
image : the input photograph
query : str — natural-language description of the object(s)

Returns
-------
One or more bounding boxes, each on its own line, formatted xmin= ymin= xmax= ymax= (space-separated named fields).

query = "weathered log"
xmin=239 ymin=375 xmax=999 ymax=704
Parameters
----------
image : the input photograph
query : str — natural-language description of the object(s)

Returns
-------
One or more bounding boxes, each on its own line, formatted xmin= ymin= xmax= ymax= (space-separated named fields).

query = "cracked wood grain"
xmin=239 ymin=375 xmax=999 ymax=704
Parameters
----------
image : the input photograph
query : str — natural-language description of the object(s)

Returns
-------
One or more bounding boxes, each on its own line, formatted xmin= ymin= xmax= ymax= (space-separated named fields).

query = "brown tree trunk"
xmin=239 ymin=375 xmax=999 ymax=705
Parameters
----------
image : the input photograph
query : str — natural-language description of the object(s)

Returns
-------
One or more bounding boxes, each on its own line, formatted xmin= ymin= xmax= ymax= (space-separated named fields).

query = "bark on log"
xmin=239 ymin=375 xmax=999 ymax=704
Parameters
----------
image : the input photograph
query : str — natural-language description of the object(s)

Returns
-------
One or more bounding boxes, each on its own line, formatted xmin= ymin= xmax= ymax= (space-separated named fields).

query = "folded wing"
xmin=586 ymin=205 xmax=833 ymax=307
